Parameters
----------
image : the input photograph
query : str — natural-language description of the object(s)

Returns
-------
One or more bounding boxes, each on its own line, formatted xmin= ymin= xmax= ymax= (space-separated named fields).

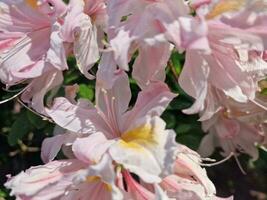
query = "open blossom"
xmin=44 ymin=70 xmax=178 ymax=183
xmin=5 ymin=154 xmax=124 ymax=200
xmin=6 ymin=137 xmax=229 ymax=200
xmin=190 ymin=83 xmax=267 ymax=159
xmin=197 ymin=88 xmax=267 ymax=159
xmin=0 ymin=0 xmax=68 ymax=113
xmin=199 ymin=109 xmax=265 ymax=160
xmin=97 ymin=0 xmax=209 ymax=89
xmin=0 ymin=0 xmax=68 ymax=85
xmin=160 ymin=145 xmax=234 ymax=200
xmin=201 ymin=114 xmax=266 ymax=161
xmin=179 ymin=0 xmax=267 ymax=118
xmin=118 ymin=147 xmax=219 ymax=200
xmin=3 ymin=0 xmax=267 ymax=199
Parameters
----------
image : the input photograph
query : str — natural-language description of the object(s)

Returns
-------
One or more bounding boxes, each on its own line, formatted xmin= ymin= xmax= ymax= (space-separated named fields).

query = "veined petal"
xmin=132 ymin=43 xmax=172 ymax=89
xmin=96 ymin=51 xmax=118 ymax=89
xmin=5 ymin=160 xmax=86 ymax=200
xmin=174 ymin=145 xmax=216 ymax=196
xmin=122 ymin=81 xmax=176 ymax=132
xmin=41 ymin=134 xmax=72 ymax=163
xmin=21 ymin=69 xmax=63 ymax=115
xmin=72 ymin=132 xmax=115 ymax=164
xmin=179 ymin=50 xmax=209 ymax=115
xmin=96 ymin=70 xmax=131 ymax=116
xmin=46 ymin=97 xmax=111 ymax=136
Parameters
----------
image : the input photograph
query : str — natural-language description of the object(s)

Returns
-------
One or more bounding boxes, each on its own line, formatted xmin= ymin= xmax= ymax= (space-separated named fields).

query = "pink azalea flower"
xmin=0 ymin=0 xmax=68 ymax=85
xmin=199 ymin=108 xmax=265 ymax=160
xmin=179 ymin=0 xmax=267 ymax=117
xmin=98 ymin=0 xmax=209 ymax=89
xmin=126 ymin=145 xmax=232 ymax=199
xmin=194 ymin=86 xmax=267 ymax=159
xmin=6 ymin=142 xmax=230 ymax=200
xmin=0 ymin=0 xmax=68 ymax=113
xmin=5 ymin=155 xmax=124 ymax=200
xmin=44 ymin=70 xmax=178 ymax=183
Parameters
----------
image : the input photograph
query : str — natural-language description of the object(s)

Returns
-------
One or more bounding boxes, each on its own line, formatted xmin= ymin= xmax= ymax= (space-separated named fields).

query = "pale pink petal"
xmin=132 ymin=43 xmax=171 ymax=89
xmin=161 ymin=175 xmax=210 ymax=200
xmin=5 ymin=160 xmax=86 ymax=200
xmin=174 ymin=145 xmax=216 ymax=196
xmin=122 ymin=81 xmax=176 ymax=132
xmin=41 ymin=134 xmax=69 ymax=163
xmin=72 ymin=132 xmax=115 ymax=164
xmin=96 ymin=70 xmax=131 ymax=116
xmin=96 ymin=51 xmax=118 ymax=89
xmin=46 ymin=97 xmax=112 ymax=136
xmin=61 ymin=0 xmax=100 ymax=79
xmin=21 ymin=70 xmax=63 ymax=114
xmin=179 ymin=50 xmax=209 ymax=115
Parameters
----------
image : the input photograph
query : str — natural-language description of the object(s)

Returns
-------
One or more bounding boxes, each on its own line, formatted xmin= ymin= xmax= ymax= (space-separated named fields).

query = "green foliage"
xmin=8 ymin=112 xmax=31 ymax=146
xmin=27 ymin=111 xmax=46 ymax=130
xmin=78 ymin=84 xmax=94 ymax=100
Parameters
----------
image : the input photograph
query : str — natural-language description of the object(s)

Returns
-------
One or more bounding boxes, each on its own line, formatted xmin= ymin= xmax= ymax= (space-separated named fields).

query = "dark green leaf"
xmin=8 ymin=112 xmax=31 ymax=146
xmin=26 ymin=110 xmax=46 ymax=129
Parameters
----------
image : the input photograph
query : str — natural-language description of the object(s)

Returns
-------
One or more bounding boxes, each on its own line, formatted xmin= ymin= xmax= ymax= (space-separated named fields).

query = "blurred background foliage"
xmin=0 ymin=51 xmax=267 ymax=200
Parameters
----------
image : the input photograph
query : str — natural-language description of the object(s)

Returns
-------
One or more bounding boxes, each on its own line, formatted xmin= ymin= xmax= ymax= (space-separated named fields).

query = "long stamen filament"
xmin=201 ymin=152 xmax=234 ymax=167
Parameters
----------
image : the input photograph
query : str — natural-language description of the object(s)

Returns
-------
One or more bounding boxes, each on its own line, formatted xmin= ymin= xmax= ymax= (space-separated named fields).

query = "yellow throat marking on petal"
xmin=86 ymin=176 xmax=101 ymax=183
xmin=25 ymin=0 xmax=38 ymax=9
xmin=86 ymin=176 xmax=112 ymax=191
xmin=206 ymin=0 xmax=245 ymax=20
xmin=119 ymin=124 xmax=156 ymax=151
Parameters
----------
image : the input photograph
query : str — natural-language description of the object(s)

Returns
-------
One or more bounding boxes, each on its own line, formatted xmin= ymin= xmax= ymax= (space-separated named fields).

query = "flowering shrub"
xmin=0 ymin=0 xmax=267 ymax=199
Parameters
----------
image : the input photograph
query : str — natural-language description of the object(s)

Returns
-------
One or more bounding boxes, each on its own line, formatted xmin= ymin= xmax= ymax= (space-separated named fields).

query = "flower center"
xmin=119 ymin=124 xmax=156 ymax=151
xmin=86 ymin=176 xmax=112 ymax=191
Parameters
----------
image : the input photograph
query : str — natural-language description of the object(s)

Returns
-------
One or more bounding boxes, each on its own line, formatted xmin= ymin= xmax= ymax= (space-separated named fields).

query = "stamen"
xmin=95 ymin=90 xmax=118 ymax=137
xmin=101 ymin=88 xmax=120 ymax=137
xmin=234 ymin=154 xmax=247 ymax=175
xmin=201 ymin=152 xmax=234 ymax=167
xmin=110 ymin=96 xmax=120 ymax=136
xmin=96 ymin=108 xmax=117 ymax=138
xmin=201 ymin=157 xmax=217 ymax=162
xmin=251 ymin=99 xmax=267 ymax=111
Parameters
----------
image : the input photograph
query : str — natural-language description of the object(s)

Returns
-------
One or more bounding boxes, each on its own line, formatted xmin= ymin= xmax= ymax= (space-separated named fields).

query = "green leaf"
xmin=176 ymin=123 xmax=193 ymax=134
xmin=8 ymin=112 xmax=31 ymax=146
xmin=26 ymin=110 xmax=46 ymax=129
xmin=78 ymin=84 xmax=94 ymax=100
xmin=176 ymin=134 xmax=202 ymax=150
xmin=0 ymin=189 xmax=7 ymax=198
xmin=169 ymin=96 xmax=193 ymax=110
xmin=64 ymin=72 xmax=80 ymax=84
xmin=260 ymin=88 xmax=267 ymax=95
xmin=161 ymin=112 xmax=176 ymax=129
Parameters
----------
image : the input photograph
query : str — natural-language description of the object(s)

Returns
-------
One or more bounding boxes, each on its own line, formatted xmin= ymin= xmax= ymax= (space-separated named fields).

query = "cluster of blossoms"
xmin=1 ymin=0 xmax=267 ymax=199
